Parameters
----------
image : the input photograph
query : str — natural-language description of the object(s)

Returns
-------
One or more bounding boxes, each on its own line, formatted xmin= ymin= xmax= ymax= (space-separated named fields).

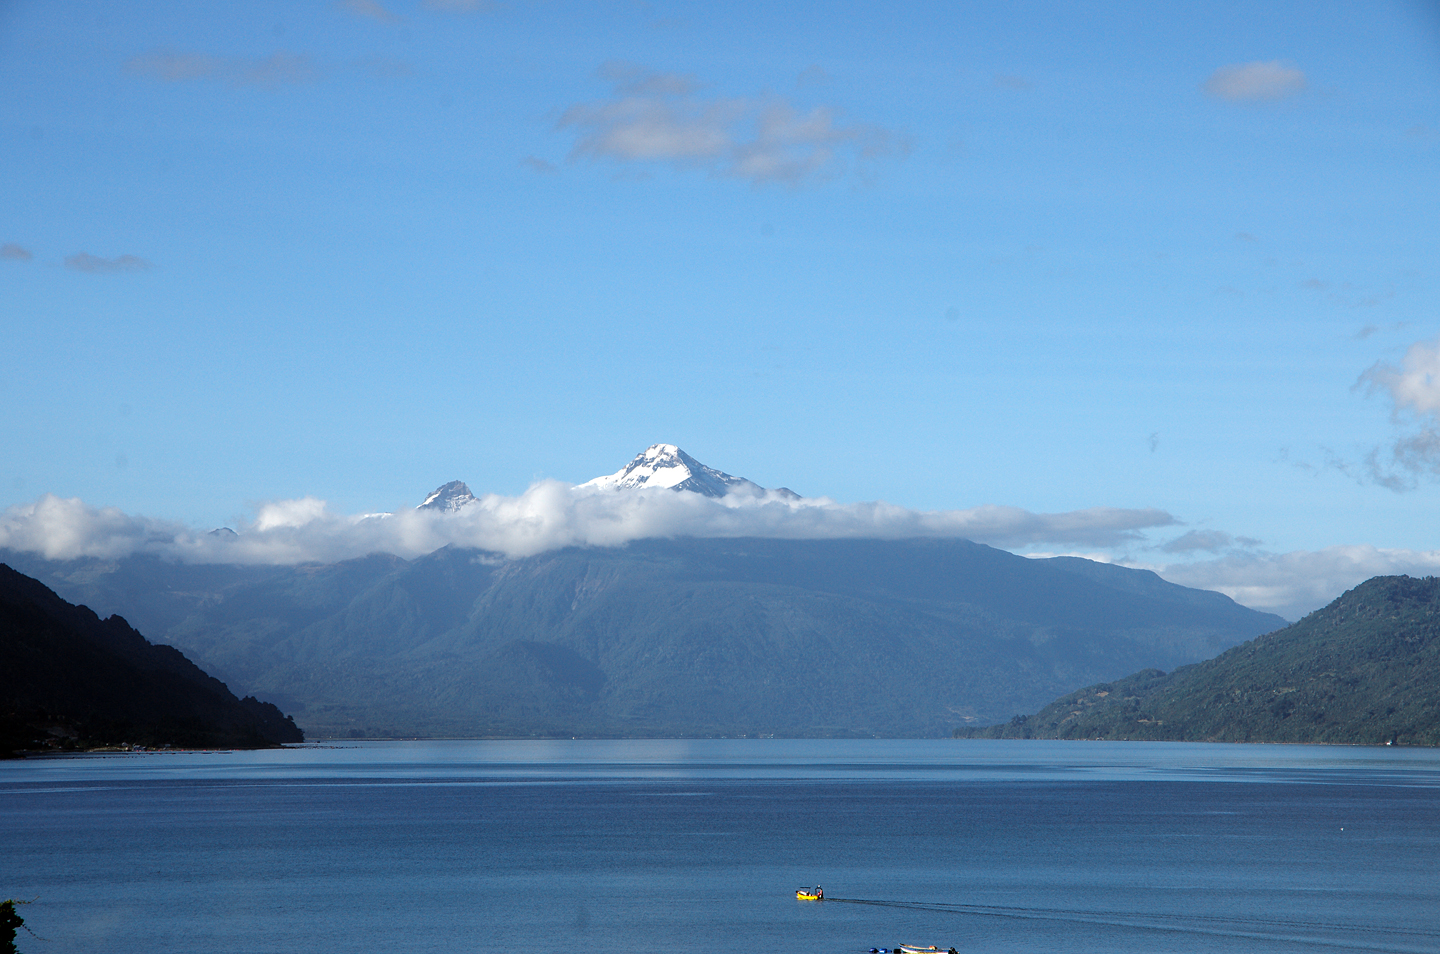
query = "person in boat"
xmin=815 ymin=886 xmax=822 ymax=899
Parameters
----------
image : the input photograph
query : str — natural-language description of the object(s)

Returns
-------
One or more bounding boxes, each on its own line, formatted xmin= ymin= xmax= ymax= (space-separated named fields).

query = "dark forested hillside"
xmin=3 ymin=539 xmax=1284 ymax=738
xmin=958 ymin=575 xmax=1440 ymax=745
xmin=1 ymin=564 xmax=302 ymax=756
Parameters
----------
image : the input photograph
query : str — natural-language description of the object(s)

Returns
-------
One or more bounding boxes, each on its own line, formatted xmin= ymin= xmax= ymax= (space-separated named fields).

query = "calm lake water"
xmin=4 ymin=739 xmax=1440 ymax=954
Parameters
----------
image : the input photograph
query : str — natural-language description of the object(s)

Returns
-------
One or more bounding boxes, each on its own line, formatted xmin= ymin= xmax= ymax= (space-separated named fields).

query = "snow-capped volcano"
xmin=580 ymin=444 xmax=766 ymax=498
xmin=418 ymin=480 xmax=475 ymax=512
xmin=415 ymin=446 xmax=795 ymax=514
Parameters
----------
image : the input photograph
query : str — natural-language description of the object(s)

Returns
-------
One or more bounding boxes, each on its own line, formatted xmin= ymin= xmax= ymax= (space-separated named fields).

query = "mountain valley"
xmin=2 ymin=446 xmax=1289 ymax=739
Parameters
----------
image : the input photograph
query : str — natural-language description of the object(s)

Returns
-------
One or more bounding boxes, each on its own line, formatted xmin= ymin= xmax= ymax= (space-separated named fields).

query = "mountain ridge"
xmin=1 ymin=538 xmax=1284 ymax=739
xmin=956 ymin=574 xmax=1440 ymax=745
xmin=1 ymin=563 xmax=303 ymax=756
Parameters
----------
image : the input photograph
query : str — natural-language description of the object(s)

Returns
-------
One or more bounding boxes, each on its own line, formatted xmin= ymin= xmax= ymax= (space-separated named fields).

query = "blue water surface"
xmin=4 ymin=739 xmax=1439 ymax=953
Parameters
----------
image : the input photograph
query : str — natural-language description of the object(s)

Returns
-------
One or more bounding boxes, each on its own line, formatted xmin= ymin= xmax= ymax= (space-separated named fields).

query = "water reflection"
xmin=5 ymin=738 xmax=1439 ymax=786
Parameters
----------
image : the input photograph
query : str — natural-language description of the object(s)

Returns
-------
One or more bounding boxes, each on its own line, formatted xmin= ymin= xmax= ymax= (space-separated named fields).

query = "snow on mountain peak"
xmin=418 ymin=480 xmax=476 ymax=512
xmin=414 ymin=446 xmax=797 ymax=517
xmin=579 ymin=444 xmax=761 ymax=498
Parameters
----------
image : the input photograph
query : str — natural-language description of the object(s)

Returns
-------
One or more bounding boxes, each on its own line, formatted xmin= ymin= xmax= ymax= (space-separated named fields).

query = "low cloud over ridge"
xmin=1157 ymin=546 xmax=1440 ymax=622
xmin=1 ymin=484 xmax=1172 ymax=567
xmin=6 ymin=489 xmax=1435 ymax=620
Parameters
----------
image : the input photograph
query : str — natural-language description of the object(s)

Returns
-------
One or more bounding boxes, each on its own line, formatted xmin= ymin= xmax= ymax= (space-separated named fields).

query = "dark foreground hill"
xmin=1 ymin=564 xmax=302 ymax=757
xmin=3 ymin=539 xmax=1284 ymax=739
xmin=957 ymin=575 xmax=1440 ymax=745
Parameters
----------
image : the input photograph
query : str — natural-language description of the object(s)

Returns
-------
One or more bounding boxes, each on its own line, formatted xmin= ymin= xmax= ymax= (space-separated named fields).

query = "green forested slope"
xmin=959 ymin=575 xmax=1440 ymax=745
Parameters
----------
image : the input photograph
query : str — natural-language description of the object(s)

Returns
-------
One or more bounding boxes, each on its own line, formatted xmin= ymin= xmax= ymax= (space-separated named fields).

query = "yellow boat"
xmin=795 ymin=886 xmax=824 ymax=900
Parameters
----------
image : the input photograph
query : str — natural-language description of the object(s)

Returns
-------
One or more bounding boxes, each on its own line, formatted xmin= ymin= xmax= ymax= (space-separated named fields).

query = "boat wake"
xmin=826 ymin=897 xmax=1440 ymax=953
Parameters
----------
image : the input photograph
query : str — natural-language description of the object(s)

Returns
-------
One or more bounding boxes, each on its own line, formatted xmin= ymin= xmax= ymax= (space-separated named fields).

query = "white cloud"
xmin=0 ymin=495 xmax=190 ymax=561
xmin=1204 ymin=61 xmax=1307 ymax=102
xmin=1156 ymin=546 xmax=1440 ymax=622
xmin=558 ymin=65 xmax=904 ymax=187
xmin=564 ymin=95 xmax=737 ymax=163
xmin=0 ymin=487 xmax=1175 ymax=568
xmin=1356 ymin=335 xmax=1440 ymax=489
xmin=252 ymin=496 xmax=332 ymax=531
xmin=10 ymin=491 xmax=1435 ymax=622
xmin=1360 ymin=336 xmax=1440 ymax=416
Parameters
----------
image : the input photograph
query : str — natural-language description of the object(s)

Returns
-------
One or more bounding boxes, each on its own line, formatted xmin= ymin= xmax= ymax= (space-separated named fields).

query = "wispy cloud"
xmin=1204 ymin=60 xmax=1307 ymax=102
xmin=422 ymin=0 xmax=496 ymax=11
xmin=1159 ymin=529 xmax=1261 ymax=554
xmin=64 ymin=252 xmax=152 ymax=273
xmin=1359 ymin=336 xmax=1440 ymax=416
xmin=338 ymin=0 xmax=403 ymax=24
xmin=126 ymin=51 xmax=222 ymax=82
xmin=1355 ymin=335 xmax=1440 ymax=489
xmin=993 ymin=74 xmax=1032 ymax=91
xmin=127 ymin=50 xmax=319 ymax=87
xmin=0 ymin=488 xmax=1176 ymax=568
xmin=1 ymin=243 xmax=33 ymax=261
xmin=558 ymin=63 xmax=905 ymax=187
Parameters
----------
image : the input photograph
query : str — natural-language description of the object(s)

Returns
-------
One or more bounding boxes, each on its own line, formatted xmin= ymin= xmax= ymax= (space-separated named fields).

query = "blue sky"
xmin=2 ymin=1 xmax=1438 ymax=618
